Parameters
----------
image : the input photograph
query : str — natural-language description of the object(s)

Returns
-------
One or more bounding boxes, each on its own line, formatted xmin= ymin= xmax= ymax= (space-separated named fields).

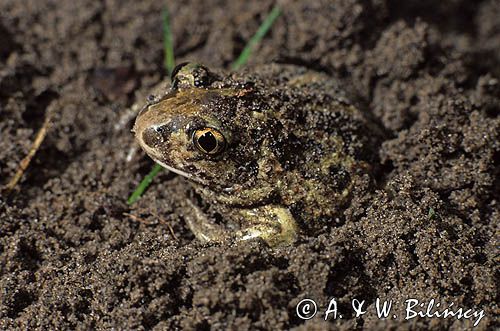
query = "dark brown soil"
xmin=1 ymin=1 xmax=499 ymax=330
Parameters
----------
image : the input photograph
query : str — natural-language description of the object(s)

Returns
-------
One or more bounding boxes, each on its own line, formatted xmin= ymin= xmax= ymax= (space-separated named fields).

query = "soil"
xmin=1 ymin=0 xmax=499 ymax=330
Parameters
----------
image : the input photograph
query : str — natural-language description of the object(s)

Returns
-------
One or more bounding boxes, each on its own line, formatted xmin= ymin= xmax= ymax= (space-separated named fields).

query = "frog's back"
xmin=237 ymin=64 xmax=379 ymax=226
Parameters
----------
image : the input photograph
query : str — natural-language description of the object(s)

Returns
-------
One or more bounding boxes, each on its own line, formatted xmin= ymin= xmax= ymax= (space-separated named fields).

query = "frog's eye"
xmin=171 ymin=62 xmax=212 ymax=89
xmin=170 ymin=62 xmax=190 ymax=82
xmin=192 ymin=128 xmax=226 ymax=155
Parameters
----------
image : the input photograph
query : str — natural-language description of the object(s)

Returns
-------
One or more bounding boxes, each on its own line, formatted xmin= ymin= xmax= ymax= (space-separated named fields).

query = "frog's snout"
xmin=133 ymin=104 xmax=177 ymax=151
xmin=138 ymin=125 xmax=173 ymax=150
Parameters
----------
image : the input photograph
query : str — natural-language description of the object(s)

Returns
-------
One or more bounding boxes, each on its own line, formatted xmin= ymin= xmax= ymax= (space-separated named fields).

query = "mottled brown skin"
xmin=133 ymin=63 xmax=377 ymax=246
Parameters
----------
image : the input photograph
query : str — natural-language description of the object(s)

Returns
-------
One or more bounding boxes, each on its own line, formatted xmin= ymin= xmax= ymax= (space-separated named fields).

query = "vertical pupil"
xmin=198 ymin=131 xmax=217 ymax=152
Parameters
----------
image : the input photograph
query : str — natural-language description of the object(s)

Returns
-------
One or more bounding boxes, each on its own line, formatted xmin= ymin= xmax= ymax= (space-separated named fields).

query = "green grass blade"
xmin=231 ymin=5 xmax=281 ymax=70
xmin=127 ymin=163 xmax=163 ymax=205
xmin=128 ymin=6 xmax=175 ymax=205
xmin=163 ymin=7 xmax=176 ymax=75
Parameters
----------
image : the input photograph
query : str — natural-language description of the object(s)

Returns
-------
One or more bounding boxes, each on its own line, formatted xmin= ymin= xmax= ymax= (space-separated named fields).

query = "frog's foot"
xmin=183 ymin=199 xmax=227 ymax=243
xmin=183 ymin=200 xmax=298 ymax=246
xmin=235 ymin=205 xmax=299 ymax=246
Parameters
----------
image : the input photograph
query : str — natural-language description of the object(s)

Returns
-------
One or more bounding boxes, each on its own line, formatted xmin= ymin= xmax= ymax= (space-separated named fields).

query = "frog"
xmin=132 ymin=62 xmax=379 ymax=246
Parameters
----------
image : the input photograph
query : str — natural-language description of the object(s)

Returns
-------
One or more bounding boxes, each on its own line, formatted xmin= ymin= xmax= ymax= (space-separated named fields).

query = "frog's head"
xmin=133 ymin=62 xmax=274 ymax=193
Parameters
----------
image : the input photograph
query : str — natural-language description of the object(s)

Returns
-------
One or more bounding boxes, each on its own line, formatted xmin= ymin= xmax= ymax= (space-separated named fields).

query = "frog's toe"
xmin=184 ymin=199 xmax=298 ymax=246
xmin=237 ymin=205 xmax=299 ymax=247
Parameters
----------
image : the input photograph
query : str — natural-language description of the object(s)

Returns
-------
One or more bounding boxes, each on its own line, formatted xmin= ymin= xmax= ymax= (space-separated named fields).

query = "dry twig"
xmin=2 ymin=108 xmax=54 ymax=194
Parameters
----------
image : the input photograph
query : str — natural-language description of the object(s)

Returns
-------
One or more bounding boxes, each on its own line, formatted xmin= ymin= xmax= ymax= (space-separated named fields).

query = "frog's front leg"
xmin=183 ymin=200 xmax=299 ymax=246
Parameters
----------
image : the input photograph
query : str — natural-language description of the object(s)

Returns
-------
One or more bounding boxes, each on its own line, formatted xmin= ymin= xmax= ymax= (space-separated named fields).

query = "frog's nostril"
xmin=142 ymin=128 xmax=161 ymax=148
xmin=142 ymin=125 xmax=170 ymax=148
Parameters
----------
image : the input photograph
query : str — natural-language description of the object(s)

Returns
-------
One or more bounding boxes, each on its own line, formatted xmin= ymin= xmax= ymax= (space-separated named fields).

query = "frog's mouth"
xmin=152 ymin=158 xmax=209 ymax=186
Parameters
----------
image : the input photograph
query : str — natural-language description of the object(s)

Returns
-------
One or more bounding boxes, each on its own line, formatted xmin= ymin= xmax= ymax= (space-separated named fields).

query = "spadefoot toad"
xmin=133 ymin=63 xmax=378 ymax=246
